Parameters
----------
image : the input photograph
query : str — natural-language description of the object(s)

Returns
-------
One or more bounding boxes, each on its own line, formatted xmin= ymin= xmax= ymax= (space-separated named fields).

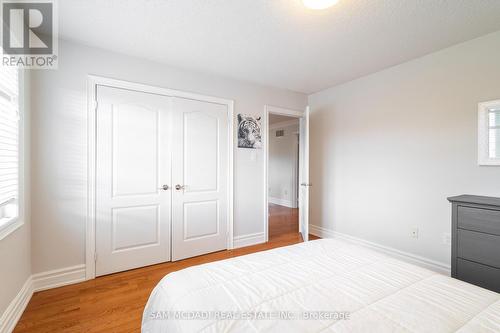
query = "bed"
xmin=142 ymin=238 xmax=500 ymax=332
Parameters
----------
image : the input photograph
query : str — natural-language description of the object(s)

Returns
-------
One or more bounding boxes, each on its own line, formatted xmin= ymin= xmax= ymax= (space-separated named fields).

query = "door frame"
xmin=86 ymin=75 xmax=234 ymax=280
xmin=263 ymin=105 xmax=304 ymax=243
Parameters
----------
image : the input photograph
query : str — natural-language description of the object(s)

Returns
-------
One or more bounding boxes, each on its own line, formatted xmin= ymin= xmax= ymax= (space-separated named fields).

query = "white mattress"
xmin=142 ymin=239 xmax=500 ymax=332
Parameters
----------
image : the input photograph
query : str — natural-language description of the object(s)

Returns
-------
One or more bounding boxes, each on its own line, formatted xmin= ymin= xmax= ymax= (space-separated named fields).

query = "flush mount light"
xmin=303 ymin=0 xmax=339 ymax=10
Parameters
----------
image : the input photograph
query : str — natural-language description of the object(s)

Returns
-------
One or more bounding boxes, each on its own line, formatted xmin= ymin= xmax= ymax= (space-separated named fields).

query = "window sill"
xmin=0 ymin=217 xmax=23 ymax=241
xmin=478 ymin=158 xmax=500 ymax=166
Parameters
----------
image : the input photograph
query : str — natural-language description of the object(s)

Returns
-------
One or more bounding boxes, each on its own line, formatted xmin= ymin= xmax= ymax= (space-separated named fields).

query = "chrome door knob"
xmin=158 ymin=185 xmax=170 ymax=191
xmin=175 ymin=184 xmax=185 ymax=190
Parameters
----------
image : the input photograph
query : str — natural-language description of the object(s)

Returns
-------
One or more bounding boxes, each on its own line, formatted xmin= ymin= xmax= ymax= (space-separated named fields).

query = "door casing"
xmin=87 ymin=75 xmax=234 ymax=280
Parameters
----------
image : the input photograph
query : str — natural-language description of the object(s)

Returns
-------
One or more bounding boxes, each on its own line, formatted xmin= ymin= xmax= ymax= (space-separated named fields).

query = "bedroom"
xmin=1 ymin=0 xmax=500 ymax=332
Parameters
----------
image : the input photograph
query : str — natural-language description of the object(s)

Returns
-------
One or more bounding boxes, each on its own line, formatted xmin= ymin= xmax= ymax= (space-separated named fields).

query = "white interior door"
xmin=171 ymin=97 xmax=229 ymax=261
xmin=96 ymin=86 xmax=172 ymax=276
xmin=299 ymin=107 xmax=310 ymax=242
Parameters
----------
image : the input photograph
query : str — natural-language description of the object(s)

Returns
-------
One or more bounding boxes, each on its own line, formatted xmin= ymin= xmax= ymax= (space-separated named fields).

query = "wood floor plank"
xmin=14 ymin=204 xmax=319 ymax=332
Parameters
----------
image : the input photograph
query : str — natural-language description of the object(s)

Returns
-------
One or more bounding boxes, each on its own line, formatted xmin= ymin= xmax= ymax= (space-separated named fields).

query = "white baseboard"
xmin=309 ymin=224 xmax=451 ymax=275
xmin=0 ymin=277 xmax=33 ymax=333
xmin=268 ymin=197 xmax=296 ymax=208
xmin=309 ymin=225 xmax=339 ymax=240
xmin=233 ymin=232 xmax=266 ymax=248
xmin=32 ymin=265 xmax=86 ymax=292
xmin=0 ymin=264 xmax=86 ymax=333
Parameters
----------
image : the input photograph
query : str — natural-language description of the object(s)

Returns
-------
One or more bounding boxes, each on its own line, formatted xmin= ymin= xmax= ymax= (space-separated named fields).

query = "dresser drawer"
xmin=457 ymin=229 xmax=500 ymax=268
xmin=458 ymin=206 xmax=500 ymax=236
xmin=456 ymin=258 xmax=500 ymax=292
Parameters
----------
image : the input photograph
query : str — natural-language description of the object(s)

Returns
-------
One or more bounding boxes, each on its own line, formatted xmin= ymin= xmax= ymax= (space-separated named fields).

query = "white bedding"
xmin=142 ymin=239 xmax=500 ymax=332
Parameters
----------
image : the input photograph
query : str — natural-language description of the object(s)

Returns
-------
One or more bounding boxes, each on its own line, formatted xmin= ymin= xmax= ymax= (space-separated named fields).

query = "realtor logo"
xmin=1 ymin=0 xmax=58 ymax=68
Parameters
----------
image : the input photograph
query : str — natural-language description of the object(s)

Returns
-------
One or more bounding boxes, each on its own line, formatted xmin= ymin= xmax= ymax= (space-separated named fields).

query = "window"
xmin=0 ymin=66 xmax=20 ymax=238
xmin=478 ymin=100 xmax=500 ymax=165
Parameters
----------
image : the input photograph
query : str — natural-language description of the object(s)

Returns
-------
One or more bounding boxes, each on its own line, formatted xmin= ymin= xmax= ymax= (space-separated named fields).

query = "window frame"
xmin=478 ymin=99 xmax=500 ymax=166
xmin=0 ymin=69 xmax=24 ymax=240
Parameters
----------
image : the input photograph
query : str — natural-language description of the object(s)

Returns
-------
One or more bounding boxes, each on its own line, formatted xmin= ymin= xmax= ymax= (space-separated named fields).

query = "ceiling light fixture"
xmin=303 ymin=0 xmax=339 ymax=10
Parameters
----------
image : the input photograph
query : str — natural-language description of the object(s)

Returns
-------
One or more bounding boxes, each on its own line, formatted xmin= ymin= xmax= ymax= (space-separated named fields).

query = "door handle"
xmin=300 ymin=183 xmax=312 ymax=187
xmin=158 ymin=185 xmax=170 ymax=191
xmin=175 ymin=184 xmax=185 ymax=191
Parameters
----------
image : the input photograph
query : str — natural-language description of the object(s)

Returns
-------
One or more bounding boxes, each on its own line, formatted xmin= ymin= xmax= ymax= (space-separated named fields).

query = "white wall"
xmin=308 ymin=31 xmax=500 ymax=266
xmin=0 ymin=71 xmax=31 ymax=316
xmin=268 ymin=122 xmax=299 ymax=207
xmin=30 ymin=39 xmax=307 ymax=273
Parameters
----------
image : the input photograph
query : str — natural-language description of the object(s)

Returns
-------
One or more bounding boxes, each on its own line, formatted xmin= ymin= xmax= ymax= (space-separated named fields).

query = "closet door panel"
xmin=171 ymin=97 xmax=229 ymax=261
xmin=96 ymin=86 xmax=172 ymax=276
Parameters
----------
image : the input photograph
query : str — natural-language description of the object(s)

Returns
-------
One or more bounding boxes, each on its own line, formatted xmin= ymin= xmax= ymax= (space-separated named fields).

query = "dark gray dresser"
xmin=448 ymin=195 xmax=500 ymax=292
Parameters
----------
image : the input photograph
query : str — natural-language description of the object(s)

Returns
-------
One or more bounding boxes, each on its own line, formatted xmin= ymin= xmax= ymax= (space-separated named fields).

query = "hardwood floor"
xmin=14 ymin=211 xmax=318 ymax=333
xmin=268 ymin=203 xmax=299 ymax=241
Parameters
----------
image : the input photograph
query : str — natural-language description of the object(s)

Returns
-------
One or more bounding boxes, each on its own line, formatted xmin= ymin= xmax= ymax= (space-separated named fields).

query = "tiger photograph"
xmin=237 ymin=114 xmax=262 ymax=149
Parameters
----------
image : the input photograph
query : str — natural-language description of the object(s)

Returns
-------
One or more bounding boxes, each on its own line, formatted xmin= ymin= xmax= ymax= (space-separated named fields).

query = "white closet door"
xmin=171 ymin=97 xmax=229 ymax=261
xmin=96 ymin=86 xmax=172 ymax=276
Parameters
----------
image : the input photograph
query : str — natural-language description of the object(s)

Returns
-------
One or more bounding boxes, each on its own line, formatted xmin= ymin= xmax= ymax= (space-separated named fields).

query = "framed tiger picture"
xmin=237 ymin=114 xmax=262 ymax=149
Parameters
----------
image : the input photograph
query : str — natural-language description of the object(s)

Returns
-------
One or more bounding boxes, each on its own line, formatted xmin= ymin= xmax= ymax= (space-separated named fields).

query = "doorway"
xmin=264 ymin=105 xmax=309 ymax=244
xmin=268 ymin=114 xmax=300 ymax=241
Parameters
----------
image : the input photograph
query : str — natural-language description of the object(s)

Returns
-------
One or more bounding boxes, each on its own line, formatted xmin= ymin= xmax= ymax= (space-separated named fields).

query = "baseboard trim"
xmin=309 ymin=224 xmax=451 ymax=275
xmin=0 ymin=277 xmax=33 ymax=333
xmin=0 ymin=264 xmax=86 ymax=333
xmin=268 ymin=197 xmax=296 ymax=208
xmin=32 ymin=264 xmax=86 ymax=292
xmin=233 ymin=232 xmax=266 ymax=249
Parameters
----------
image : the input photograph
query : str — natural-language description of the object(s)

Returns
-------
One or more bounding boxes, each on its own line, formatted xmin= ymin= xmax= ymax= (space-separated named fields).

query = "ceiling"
xmin=59 ymin=0 xmax=500 ymax=94
xmin=269 ymin=114 xmax=298 ymax=125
